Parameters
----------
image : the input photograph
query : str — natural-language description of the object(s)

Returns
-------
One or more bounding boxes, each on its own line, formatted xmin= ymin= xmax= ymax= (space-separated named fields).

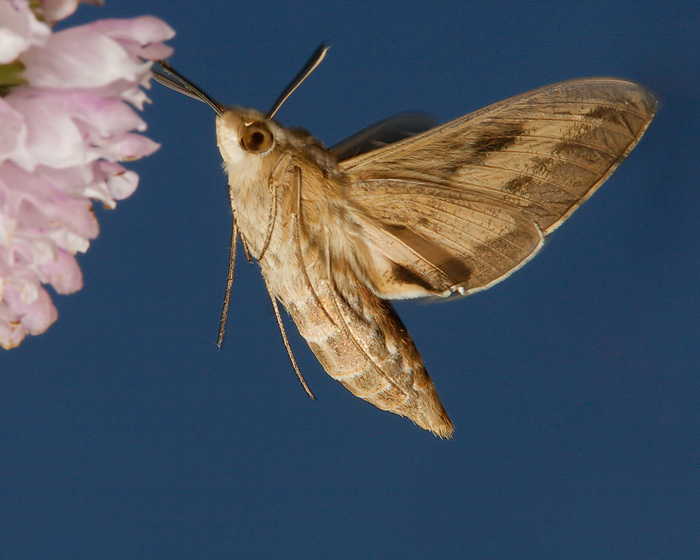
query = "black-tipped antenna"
xmin=154 ymin=60 xmax=225 ymax=116
xmin=266 ymin=44 xmax=329 ymax=120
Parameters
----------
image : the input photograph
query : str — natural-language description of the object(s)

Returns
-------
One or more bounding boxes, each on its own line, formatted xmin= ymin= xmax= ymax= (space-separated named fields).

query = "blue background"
xmin=3 ymin=1 xmax=699 ymax=558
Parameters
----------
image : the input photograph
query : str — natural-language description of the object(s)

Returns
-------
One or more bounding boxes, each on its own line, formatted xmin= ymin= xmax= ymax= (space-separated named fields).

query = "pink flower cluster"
xmin=0 ymin=0 xmax=174 ymax=348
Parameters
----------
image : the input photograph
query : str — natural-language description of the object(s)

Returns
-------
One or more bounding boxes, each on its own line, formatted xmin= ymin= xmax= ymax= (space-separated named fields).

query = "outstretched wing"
xmin=341 ymin=79 xmax=657 ymax=299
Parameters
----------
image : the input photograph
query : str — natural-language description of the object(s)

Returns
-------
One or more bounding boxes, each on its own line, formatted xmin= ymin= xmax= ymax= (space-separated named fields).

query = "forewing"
xmin=341 ymin=78 xmax=657 ymax=298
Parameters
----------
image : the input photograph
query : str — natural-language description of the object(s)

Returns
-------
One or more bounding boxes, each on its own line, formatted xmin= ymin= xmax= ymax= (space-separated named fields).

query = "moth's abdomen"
xmin=274 ymin=257 xmax=454 ymax=438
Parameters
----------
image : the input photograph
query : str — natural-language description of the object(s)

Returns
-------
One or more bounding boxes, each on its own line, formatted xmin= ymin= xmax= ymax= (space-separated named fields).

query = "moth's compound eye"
xmin=241 ymin=122 xmax=274 ymax=153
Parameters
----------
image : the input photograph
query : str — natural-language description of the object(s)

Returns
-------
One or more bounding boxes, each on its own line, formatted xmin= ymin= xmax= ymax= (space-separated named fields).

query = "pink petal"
xmin=3 ymin=282 xmax=58 ymax=335
xmin=21 ymin=25 xmax=145 ymax=89
xmin=59 ymin=92 xmax=147 ymax=134
xmin=35 ymin=164 xmax=101 ymax=206
xmin=0 ymin=98 xmax=30 ymax=164
xmin=99 ymin=161 xmax=139 ymax=200
xmin=40 ymin=0 xmax=80 ymax=24
xmin=37 ymin=248 xmax=83 ymax=294
xmin=0 ymin=248 xmax=12 ymax=279
xmin=6 ymin=91 xmax=90 ymax=171
xmin=0 ymin=211 xmax=16 ymax=248
xmin=0 ymin=0 xmax=50 ymax=63
xmin=0 ymin=162 xmax=100 ymax=241
xmin=102 ymin=133 xmax=160 ymax=161
xmin=0 ymin=305 xmax=26 ymax=349
xmin=88 ymin=16 xmax=175 ymax=59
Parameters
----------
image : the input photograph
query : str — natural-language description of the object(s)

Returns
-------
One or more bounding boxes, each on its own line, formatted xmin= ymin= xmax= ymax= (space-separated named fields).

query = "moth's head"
xmin=216 ymin=108 xmax=283 ymax=177
xmin=153 ymin=45 xmax=330 ymax=179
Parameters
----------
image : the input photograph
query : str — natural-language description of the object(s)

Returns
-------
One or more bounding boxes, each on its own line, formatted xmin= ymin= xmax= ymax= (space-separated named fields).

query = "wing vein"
xmin=357 ymin=176 xmax=568 ymax=216
xmin=417 ymin=200 xmax=537 ymax=255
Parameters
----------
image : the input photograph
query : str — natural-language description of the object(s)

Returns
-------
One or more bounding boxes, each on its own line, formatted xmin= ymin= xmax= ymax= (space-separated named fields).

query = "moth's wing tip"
xmin=600 ymin=77 xmax=659 ymax=119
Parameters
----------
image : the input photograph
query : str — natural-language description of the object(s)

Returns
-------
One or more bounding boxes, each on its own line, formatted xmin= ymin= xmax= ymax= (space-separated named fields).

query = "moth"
xmin=154 ymin=46 xmax=656 ymax=437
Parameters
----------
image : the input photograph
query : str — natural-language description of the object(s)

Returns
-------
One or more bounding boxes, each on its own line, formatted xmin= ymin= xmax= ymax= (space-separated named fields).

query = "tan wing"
xmin=341 ymin=78 xmax=657 ymax=298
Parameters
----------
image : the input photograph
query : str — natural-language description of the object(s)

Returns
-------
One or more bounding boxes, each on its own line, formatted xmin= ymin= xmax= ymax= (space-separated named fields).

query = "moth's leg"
xmin=263 ymin=281 xmax=315 ymax=399
xmin=240 ymin=232 xmax=252 ymax=263
xmin=290 ymin=165 xmax=336 ymax=326
xmin=217 ymin=215 xmax=239 ymax=348
xmin=257 ymin=172 xmax=281 ymax=263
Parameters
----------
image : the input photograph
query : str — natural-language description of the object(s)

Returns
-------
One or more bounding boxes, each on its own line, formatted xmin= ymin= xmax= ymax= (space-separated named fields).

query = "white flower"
xmin=0 ymin=0 xmax=174 ymax=348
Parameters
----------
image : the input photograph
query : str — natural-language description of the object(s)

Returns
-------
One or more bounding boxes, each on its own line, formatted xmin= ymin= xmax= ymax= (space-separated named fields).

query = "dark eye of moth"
xmin=241 ymin=122 xmax=274 ymax=153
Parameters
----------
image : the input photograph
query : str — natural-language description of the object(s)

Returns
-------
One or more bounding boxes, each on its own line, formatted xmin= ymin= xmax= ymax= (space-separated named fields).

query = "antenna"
xmin=266 ymin=44 xmax=329 ymax=120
